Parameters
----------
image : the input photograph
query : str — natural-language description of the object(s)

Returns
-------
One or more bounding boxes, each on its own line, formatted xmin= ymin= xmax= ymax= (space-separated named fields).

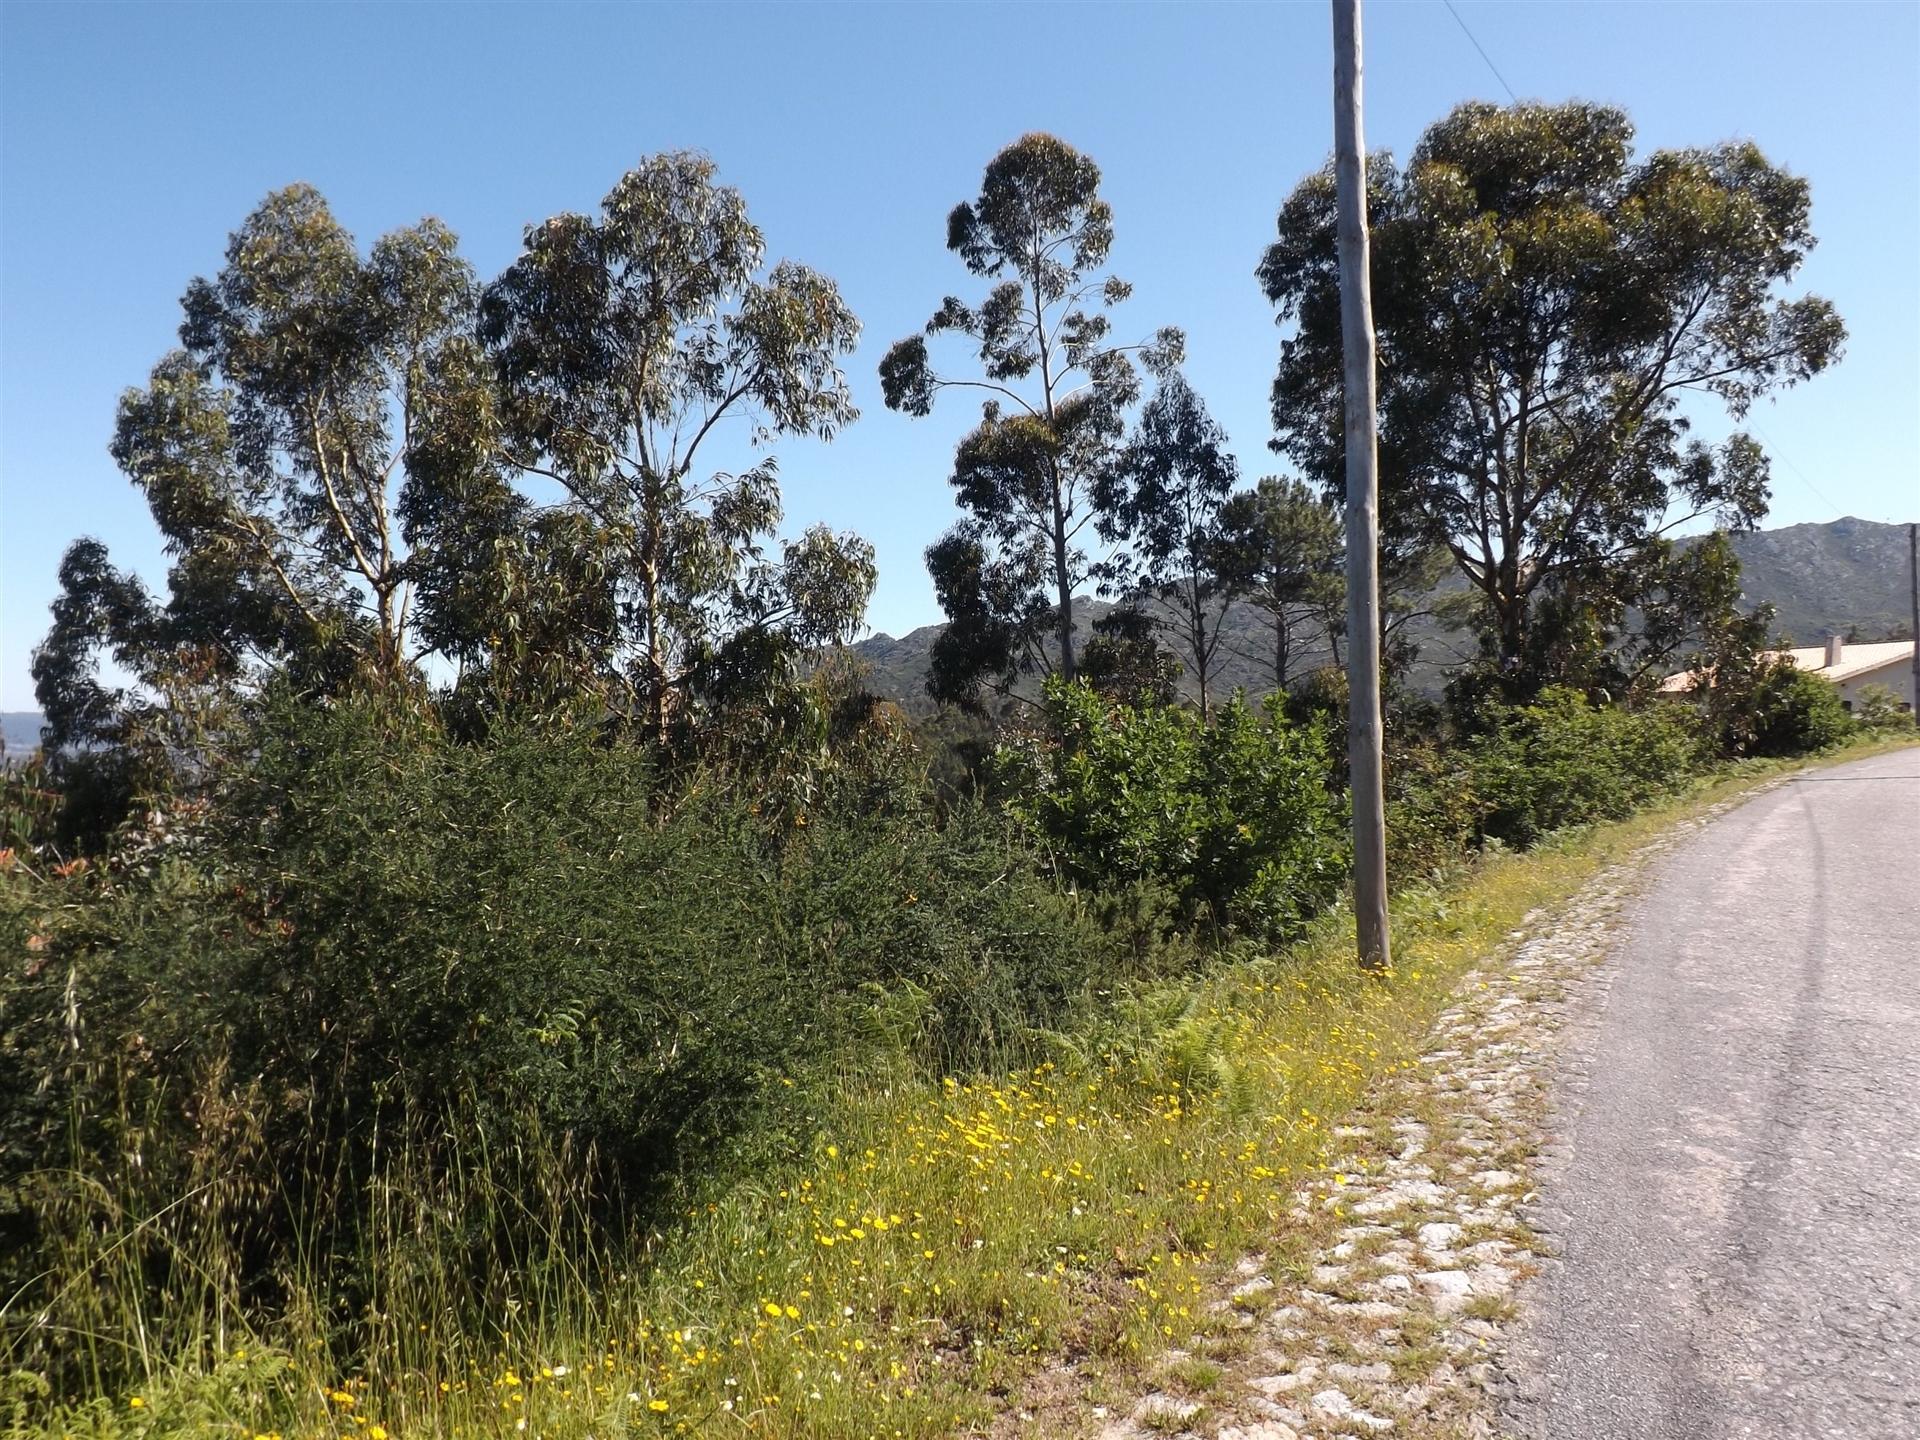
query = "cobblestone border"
xmin=1081 ymin=806 xmax=1740 ymax=1440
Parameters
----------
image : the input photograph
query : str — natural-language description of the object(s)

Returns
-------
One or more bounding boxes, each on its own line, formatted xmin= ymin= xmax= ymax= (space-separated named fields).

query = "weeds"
xmin=5 ymin=733 xmax=1905 ymax=1437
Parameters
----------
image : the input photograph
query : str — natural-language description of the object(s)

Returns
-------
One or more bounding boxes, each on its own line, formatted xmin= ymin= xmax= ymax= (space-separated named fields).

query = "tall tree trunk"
xmin=1191 ymin=576 xmax=1210 ymax=722
xmin=1495 ymin=582 xmax=1528 ymax=698
xmin=645 ymin=498 xmax=668 ymax=744
xmin=1050 ymin=468 xmax=1076 ymax=682
xmin=1033 ymin=251 xmax=1075 ymax=684
xmin=375 ymin=583 xmax=403 ymax=683
xmin=1492 ymin=524 xmax=1529 ymax=693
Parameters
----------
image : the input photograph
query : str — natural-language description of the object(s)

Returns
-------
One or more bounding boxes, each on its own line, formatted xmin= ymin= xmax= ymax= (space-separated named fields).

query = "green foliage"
xmin=1617 ymin=533 xmax=1774 ymax=701
xmin=0 ymin=694 xmax=1139 ymax=1393
xmin=1852 ymin=682 xmax=1916 ymax=731
xmin=1215 ymin=477 xmax=1343 ymax=692
xmin=907 ymin=703 xmax=1001 ymax=808
xmin=31 ymin=186 xmax=490 ymax=841
xmin=1383 ymin=737 xmax=1479 ymax=884
xmin=9 ymin=762 xmax=1675 ymax=1439
xmin=13 ymin=97 xmax=1875 ymax=1433
xmin=133 ymin=185 xmax=482 ymax=681
xmin=34 ymin=159 xmax=880 ymax=833
xmin=882 ymin=133 xmax=1182 ymax=701
xmin=1095 ymin=373 xmax=1241 ymax=716
xmin=1468 ymin=688 xmax=1705 ymax=848
xmin=480 ymin=151 xmax=874 ymax=736
xmin=0 ymin=754 xmax=58 ymax=854
xmin=1722 ymin=661 xmax=1854 ymax=756
xmin=1450 ymin=531 xmax=1776 ymax=712
xmin=1079 ymin=605 xmax=1182 ymax=708
xmin=996 ymin=680 xmax=1347 ymax=940
xmin=1262 ymin=100 xmax=1844 ymax=694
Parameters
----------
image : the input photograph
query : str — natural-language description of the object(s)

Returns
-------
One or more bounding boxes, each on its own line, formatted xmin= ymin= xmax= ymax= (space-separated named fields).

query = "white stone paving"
xmin=1089 ymin=835 xmax=1684 ymax=1440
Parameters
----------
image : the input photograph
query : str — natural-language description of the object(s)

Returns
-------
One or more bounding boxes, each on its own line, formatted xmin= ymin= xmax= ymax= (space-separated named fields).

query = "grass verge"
xmin=12 ymin=734 xmax=1911 ymax=1440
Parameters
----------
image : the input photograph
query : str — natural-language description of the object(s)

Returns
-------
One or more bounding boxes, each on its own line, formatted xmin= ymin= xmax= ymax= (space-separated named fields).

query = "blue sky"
xmin=3 ymin=0 xmax=1915 ymax=708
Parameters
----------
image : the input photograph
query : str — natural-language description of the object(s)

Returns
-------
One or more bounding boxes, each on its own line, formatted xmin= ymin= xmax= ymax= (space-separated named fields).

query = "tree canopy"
xmin=31 ymin=188 xmax=500 ymax=829
xmin=34 ymin=160 xmax=883 ymax=842
xmin=482 ymin=151 xmax=875 ymax=736
xmin=1096 ymin=374 xmax=1241 ymax=718
xmin=1259 ymin=101 xmax=1844 ymax=695
xmin=1215 ymin=476 xmax=1344 ymax=693
xmin=881 ymin=133 xmax=1181 ymax=706
xmin=29 ymin=104 xmax=1850 ymax=856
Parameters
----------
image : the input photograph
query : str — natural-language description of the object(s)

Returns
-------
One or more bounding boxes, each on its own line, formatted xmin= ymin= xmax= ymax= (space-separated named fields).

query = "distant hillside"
xmin=5 ymin=520 xmax=1906 ymax=735
xmin=1721 ymin=516 xmax=1913 ymax=645
xmin=2 ymin=712 xmax=43 ymax=762
xmin=852 ymin=516 xmax=1915 ymax=708
xmin=850 ymin=597 xmax=1416 ymax=714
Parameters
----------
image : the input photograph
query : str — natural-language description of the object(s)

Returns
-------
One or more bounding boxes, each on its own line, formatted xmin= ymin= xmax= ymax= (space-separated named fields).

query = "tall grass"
xmin=10 ymin=724 xmax=1901 ymax=1439
xmin=6 ymin=812 xmax=1677 ymax=1440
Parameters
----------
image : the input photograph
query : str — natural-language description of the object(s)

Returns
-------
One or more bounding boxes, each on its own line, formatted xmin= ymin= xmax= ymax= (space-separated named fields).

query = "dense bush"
xmin=1723 ymin=662 xmax=1855 ymax=756
xmin=1383 ymin=737 xmax=1479 ymax=883
xmin=5 ymin=659 xmax=1869 ymax=1407
xmin=994 ymin=680 xmax=1348 ymax=940
xmin=1468 ymin=687 xmax=1706 ymax=849
xmin=1 ymin=692 xmax=1148 ymax=1386
xmin=1852 ymin=682 xmax=1916 ymax=731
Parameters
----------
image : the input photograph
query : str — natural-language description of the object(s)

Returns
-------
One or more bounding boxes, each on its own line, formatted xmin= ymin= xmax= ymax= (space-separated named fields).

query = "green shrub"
xmin=1469 ymin=688 xmax=1705 ymax=848
xmin=9 ymin=697 xmax=1128 ymax=1184
xmin=1384 ymin=737 xmax=1478 ymax=882
xmin=1724 ymin=661 xmax=1853 ymax=757
xmin=1850 ymin=682 xmax=1915 ymax=731
xmin=995 ymin=680 xmax=1347 ymax=940
xmin=1 ymin=692 xmax=1137 ymax=1393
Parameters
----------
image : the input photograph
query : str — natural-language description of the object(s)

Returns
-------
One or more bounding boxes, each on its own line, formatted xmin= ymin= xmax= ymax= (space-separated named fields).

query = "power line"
xmin=1743 ymin=418 xmax=1847 ymax=517
xmin=1442 ymin=0 xmax=1520 ymax=104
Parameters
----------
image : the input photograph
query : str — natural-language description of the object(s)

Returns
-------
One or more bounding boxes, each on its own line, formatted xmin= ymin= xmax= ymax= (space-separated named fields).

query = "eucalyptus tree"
xmin=1506 ymin=525 xmax=1771 ymax=705
xmin=1096 ymin=374 xmax=1240 ymax=719
xmin=32 ymin=184 xmax=496 ymax=839
xmin=1260 ymin=101 xmax=1844 ymax=695
xmin=1215 ymin=476 xmax=1344 ymax=692
xmin=881 ymin=133 xmax=1181 ymax=703
xmin=1624 ymin=530 xmax=1770 ymax=697
xmin=481 ymin=151 xmax=875 ymax=739
xmin=133 ymin=185 xmax=485 ymax=677
xmin=38 ymin=188 xmax=483 ymax=714
xmin=29 ymin=539 xmax=181 ymax=847
xmin=1079 ymin=606 xmax=1182 ymax=709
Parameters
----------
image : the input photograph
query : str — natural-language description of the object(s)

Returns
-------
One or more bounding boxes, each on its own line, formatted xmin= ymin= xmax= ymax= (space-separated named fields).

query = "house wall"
xmin=1835 ymin=663 xmax=1915 ymax=711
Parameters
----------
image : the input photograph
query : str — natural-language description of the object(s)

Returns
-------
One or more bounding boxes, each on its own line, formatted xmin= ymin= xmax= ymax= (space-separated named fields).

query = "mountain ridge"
xmin=4 ymin=518 xmax=1909 ymax=745
xmin=850 ymin=516 xmax=1917 ymax=710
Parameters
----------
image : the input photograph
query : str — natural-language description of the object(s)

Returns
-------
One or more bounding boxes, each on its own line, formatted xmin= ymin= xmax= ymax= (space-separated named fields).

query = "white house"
xmin=1661 ymin=636 xmax=1916 ymax=711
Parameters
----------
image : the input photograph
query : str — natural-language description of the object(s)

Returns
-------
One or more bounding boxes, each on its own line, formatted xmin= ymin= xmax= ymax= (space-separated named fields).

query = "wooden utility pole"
xmin=1909 ymin=523 xmax=1918 ymax=708
xmin=1332 ymin=0 xmax=1391 ymax=971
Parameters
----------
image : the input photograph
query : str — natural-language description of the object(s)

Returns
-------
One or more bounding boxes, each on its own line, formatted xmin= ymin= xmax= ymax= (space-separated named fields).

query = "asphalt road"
xmin=1503 ymin=748 xmax=1920 ymax=1440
